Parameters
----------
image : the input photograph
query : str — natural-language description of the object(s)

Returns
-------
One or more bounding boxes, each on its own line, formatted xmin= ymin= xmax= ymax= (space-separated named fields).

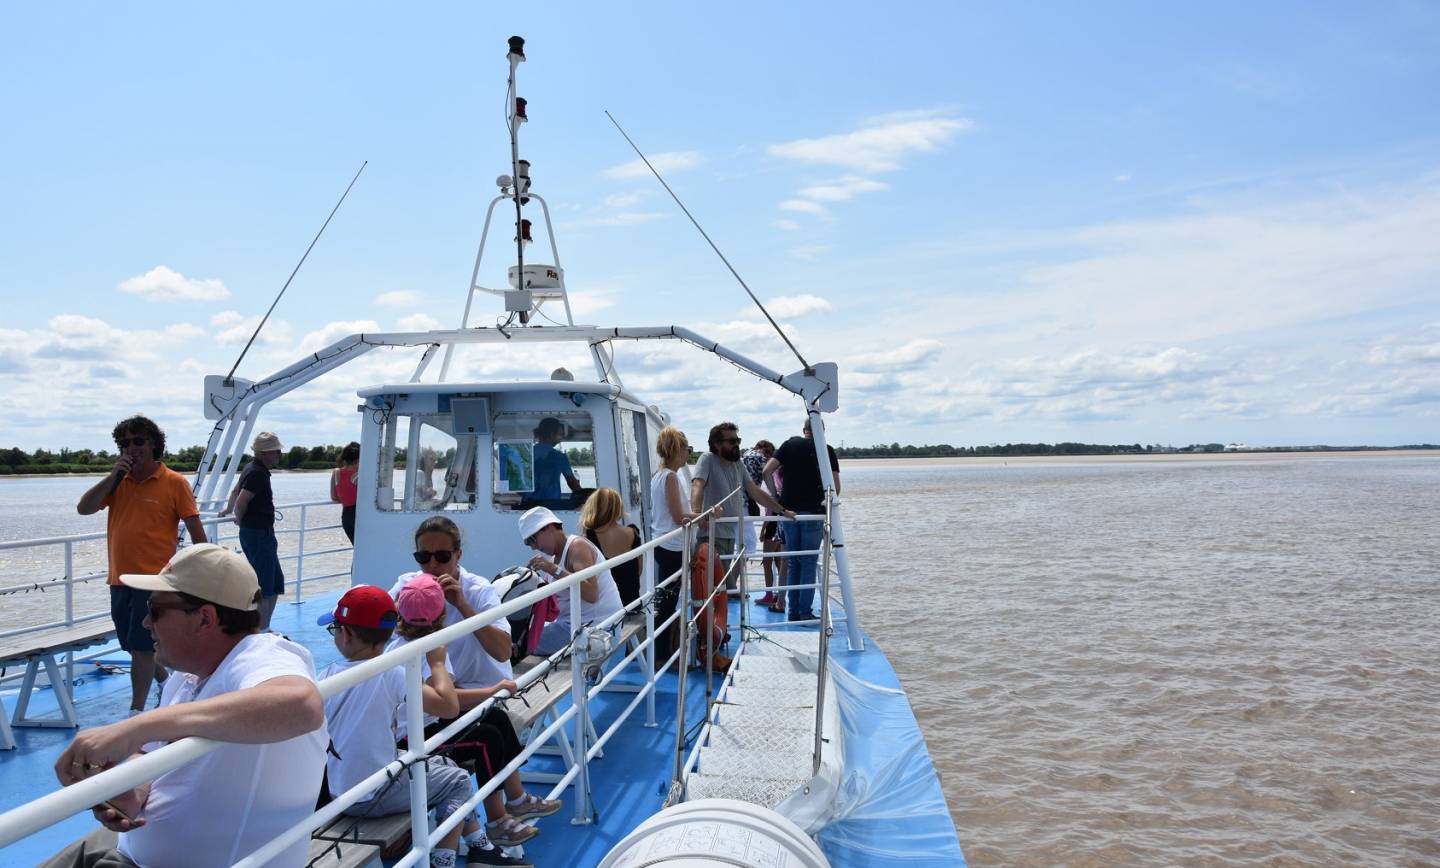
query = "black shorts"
xmin=110 ymin=585 xmax=155 ymax=653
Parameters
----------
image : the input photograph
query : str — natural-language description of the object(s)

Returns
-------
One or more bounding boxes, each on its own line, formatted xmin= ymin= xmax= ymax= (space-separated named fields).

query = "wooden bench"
xmin=0 ymin=621 xmax=116 ymax=750
xmin=314 ymin=812 xmax=414 ymax=860
xmin=304 ymin=834 xmax=383 ymax=868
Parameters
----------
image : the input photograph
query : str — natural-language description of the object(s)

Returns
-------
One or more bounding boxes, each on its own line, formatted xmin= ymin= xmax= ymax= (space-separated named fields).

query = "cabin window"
xmin=375 ymin=413 xmax=478 ymax=512
xmin=619 ymin=408 xmax=645 ymax=512
xmin=491 ymin=410 xmax=594 ymax=511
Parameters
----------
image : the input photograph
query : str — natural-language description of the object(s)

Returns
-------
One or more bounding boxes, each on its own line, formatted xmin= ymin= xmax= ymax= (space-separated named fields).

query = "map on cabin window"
xmin=495 ymin=440 xmax=535 ymax=493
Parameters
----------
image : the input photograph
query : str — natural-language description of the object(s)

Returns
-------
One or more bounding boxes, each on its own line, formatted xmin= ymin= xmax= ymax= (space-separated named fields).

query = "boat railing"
xmin=667 ymin=482 xmax=838 ymax=802
xmin=0 ymin=497 xmax=348 ymax=689
xmin=0 ymin=504 xmax=695 ymax=865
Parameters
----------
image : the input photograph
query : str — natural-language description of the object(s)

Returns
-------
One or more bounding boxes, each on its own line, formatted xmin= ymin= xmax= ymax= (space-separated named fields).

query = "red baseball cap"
xmin=318 ymin=585 xmax=398 ymax=630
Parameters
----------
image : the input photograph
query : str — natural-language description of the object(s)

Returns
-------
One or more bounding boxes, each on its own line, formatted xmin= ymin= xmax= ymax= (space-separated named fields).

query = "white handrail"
xmin=0 ymin=519 xmax=687 ymax=858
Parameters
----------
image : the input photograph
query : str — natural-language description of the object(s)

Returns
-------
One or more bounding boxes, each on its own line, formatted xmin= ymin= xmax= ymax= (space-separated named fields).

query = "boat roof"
xmin=357 ymin=381 xmax=623 ymax=399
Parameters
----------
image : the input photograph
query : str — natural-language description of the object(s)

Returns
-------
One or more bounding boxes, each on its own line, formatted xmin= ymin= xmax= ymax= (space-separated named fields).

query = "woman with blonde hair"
xmin=648 ymin=426 xmax=697 ymax=668
xmin=580 ymin=487 xmax=644 ymax=607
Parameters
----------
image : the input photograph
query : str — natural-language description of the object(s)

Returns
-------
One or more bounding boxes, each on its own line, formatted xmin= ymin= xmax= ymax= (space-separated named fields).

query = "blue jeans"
xmin=785 ymin=519 xmax=822 ymax=620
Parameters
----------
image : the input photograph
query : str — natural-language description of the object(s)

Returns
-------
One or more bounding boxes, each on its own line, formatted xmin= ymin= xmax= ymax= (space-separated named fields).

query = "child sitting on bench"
xmin=318 ymin=585 xmax=530 ymax=867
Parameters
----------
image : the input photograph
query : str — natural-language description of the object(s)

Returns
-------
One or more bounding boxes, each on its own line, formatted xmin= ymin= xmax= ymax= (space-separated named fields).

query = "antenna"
xmin=506 ymin=36 xmax=530 ymax=324
xmin=224 ymin=161 xmax=367 ymax=383
xmin=604 ymin=111 xmax=812 ymax=373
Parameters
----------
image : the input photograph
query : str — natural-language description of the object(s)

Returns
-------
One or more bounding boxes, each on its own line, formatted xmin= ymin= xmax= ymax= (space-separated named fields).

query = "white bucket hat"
xmin=120 ymin=544 xmax=261 ymax=611
xmin=519 ymin=506 xmax=562 ymax=544
xmin=252 ymin=431 xmax=283 ymax=453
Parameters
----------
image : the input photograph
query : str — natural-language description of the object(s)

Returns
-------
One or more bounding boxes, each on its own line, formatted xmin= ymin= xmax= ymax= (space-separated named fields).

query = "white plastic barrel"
xmin=598 ymin=799 xmax=830 ymax=868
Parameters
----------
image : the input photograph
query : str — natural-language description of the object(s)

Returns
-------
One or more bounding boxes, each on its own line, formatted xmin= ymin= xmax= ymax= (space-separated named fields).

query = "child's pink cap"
xmin=396 ymin=574 xmax=446 ymax=626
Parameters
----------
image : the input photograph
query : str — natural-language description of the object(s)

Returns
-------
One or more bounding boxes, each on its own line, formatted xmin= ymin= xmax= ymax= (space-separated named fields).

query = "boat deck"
xmin=1 ymin=590 xmax=963 ymax=867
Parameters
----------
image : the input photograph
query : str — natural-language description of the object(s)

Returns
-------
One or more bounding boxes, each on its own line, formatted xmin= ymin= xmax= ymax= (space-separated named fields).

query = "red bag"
xmin=690 ymin=542 xmax=729 ymax=652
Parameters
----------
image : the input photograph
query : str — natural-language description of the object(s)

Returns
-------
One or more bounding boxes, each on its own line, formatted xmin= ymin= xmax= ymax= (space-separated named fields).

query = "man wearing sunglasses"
xmin=44 ymin=544 xmax=327 ymax=868
xmin=690 ymin=422 xmax=792 ymax=588
xmin=77 ymin=415 xmax=207 ymax=716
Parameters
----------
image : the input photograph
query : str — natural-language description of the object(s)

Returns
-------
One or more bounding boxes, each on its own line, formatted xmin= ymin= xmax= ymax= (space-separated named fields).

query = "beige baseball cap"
xmin=252 ymin=431 xmax=283 ymax=453
xmin=120 ymin=544 xmax=261 ymax=611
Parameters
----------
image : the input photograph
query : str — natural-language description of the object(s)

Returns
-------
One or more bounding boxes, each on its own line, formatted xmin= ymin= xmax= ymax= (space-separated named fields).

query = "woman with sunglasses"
xmin=519 ymin=506 xmax=624 ymax=657
xmin=386 ymin=519 xmax=561 ymax=840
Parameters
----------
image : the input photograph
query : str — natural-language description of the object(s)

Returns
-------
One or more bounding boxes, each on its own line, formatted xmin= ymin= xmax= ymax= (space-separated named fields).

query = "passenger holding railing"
xmin=690 ymin=422 xmax=793 ymax=589
xmin=520 ymin=506 xmax=623 ymax=657
xmin=317 ymin=585 xmax=530 ymax=868
xmin=763 ymin=418 xmax=841 ymax=621
xmin=42 ymin=545 xmax=326 ymax=868
xmin=648 ymin=426 xmax=698 ymax=669
xmin=387 ymin=576 xmax=560 ymax=852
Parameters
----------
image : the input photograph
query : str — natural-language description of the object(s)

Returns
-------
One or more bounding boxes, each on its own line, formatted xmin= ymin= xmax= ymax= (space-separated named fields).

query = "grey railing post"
xmin=293 ymin=504 xmax=307 ymax=605
xmin=569 ymin=580 xmax=593 ymax=824
xmin=404 ymin=655 xmax=431 ymax=864
xmin=670 ymin=522 xmax=693 ymax=800
xmin=813 ymin=499 xmax=834 ymax=776
xmin=643 ymin=548 xmax=657 ymax=727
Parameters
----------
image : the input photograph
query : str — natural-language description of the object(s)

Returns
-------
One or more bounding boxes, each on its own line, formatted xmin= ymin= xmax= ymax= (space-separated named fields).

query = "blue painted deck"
xmin=2 ymin=591 xmax=962 ymax=866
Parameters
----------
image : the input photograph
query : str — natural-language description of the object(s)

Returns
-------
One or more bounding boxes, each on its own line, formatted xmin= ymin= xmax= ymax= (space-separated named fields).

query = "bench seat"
xmin=0 ymin=620 xmax=116 ymax=750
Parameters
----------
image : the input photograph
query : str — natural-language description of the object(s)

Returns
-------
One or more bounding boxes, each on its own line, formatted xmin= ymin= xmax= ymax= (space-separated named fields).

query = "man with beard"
xmin=77 ymin=415 xmax=207 ymax=715
xmin=690 ymin=422 xmax=792 ymax=589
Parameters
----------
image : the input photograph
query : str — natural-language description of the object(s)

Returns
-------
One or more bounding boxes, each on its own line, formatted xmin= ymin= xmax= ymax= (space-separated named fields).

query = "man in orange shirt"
xmin=76 ymin=415 xmax=207 ymax=714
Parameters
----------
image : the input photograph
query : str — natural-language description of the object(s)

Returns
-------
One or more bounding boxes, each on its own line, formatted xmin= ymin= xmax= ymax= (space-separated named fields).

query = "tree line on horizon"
xmin=3 ymin=440 xmax=1434 ymax=476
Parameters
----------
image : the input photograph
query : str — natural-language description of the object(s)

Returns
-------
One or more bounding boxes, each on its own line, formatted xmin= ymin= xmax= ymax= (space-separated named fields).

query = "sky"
xmin=1 ymin=2 xmax=1438 ymax=453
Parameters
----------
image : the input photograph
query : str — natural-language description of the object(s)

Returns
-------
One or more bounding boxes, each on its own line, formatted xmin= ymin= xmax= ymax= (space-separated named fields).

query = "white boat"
xmin=0 ymin=36 xmax=962 ymax=867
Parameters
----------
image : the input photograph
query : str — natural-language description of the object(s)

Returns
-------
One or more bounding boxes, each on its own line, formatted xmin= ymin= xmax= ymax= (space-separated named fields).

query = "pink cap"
xmin=396 ymin=574 xmax=446 ymax=626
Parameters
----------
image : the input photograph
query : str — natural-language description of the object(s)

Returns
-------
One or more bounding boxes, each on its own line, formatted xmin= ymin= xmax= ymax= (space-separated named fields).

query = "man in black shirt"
xmin=763 ymin=418 xmax=841 ymax=620
xmin=220 ymin=431 xmax=285 ymax=629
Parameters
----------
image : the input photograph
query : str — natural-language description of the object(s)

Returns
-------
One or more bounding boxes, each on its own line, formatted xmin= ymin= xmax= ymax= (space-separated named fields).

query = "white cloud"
xmin=297 ymin=320 xmax=382 ymax=355
xmin=851 ymin=339 xmax=944 ymax=372
xmin=780 ymin=199 xmax=828 ymax=215
xmin=602 ymin=151 xmax=702 ymax=180
xmin=397 ymin=313 xmax=443 ymax=332
xmin=773 ymin=219 xmax=801 ymax=231
xmin=210 ymin=310 xmax=293 ymax=346
xmin=769 ymin=111 xmax=972 ymax=172
xmin=759 ymin=294 xmax=834 ymax=319
xmin=119 ymin=265 xmax=230 ymax=302
xmin=796 ymin=176 xmax=889 ymax=202
xmin=375 ymin=290 xmax=421 ymax=307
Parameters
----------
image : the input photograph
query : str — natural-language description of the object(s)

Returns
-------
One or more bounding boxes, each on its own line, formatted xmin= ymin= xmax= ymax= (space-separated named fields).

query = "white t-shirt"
xmin=317 ymin=658 xmax=406 ymax=801
xmin=552 ymin=535 xmax=624 ymax=633
xmin=390 ymin=566 xmax=513 ymax=689
xmin=649 ymin=466 xmax=691 ymax=552
xmin=382 ymin=634 xmax=456 ymax=741
xmin=119 ymin=633 xmax=328 ymax=868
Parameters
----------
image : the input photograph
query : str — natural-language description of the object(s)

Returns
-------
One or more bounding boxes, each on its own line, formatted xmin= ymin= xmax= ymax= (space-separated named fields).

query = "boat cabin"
xmin=351 ymin=379 xmax=667 ymax=583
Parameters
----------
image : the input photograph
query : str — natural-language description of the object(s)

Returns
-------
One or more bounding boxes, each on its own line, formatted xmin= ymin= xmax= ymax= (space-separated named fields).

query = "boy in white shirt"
xmin=318 ymin=584 xmax=530 ymax=868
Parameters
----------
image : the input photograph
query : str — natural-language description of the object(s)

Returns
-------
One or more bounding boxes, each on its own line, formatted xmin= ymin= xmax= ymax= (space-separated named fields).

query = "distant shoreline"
xmin=4 ymin=450 xmax=1437 ymax=479
xmin=841 ymin=449 xmax=1440 ymax=468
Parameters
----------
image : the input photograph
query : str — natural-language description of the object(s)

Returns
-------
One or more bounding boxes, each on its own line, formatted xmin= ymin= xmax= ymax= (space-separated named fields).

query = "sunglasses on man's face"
xmin=147 ymin=601 xmax=200 ymax=621
xmin=721 ymin=437 xmax=741 ymax=446
xmin=412 ymin=549 xmax=455 ymax=565
xmin=117 ymin=437 xmax=149 ymax=448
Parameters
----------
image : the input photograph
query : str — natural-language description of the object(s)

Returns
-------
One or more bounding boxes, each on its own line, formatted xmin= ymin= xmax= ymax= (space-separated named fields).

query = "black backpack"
xmin=491 ymin=566 xmax=544 ymax=664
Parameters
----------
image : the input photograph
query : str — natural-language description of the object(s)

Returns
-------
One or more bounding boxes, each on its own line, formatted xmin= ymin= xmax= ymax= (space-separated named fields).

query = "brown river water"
xmin=3 ymin=453 xmax=1438 ymax=866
